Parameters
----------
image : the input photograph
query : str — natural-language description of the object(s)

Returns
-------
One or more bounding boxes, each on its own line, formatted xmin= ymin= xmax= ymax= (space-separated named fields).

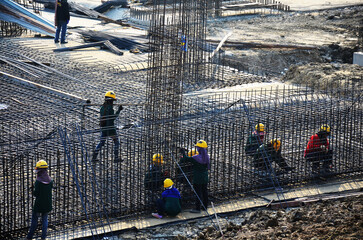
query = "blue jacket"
xmin=162 ymin=187 xmax=181 ymax=216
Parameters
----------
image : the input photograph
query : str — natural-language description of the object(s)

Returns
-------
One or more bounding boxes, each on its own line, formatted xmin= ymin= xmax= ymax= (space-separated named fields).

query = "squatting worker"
xmin=180 ymin=140 xmax=210 ymax=213
xmin=54 ymin=0 xmax=70 ymax=44
xmin=27 ymin=160 xmax=53 ymax=240
xmin=254 ymin=139 xmax=293 ymax=173
xmin=245 ymin=123 xmax=266 ymax=157
xmin=92 ymin=91 xmax=123 ymax=163
xmin=304 ymin=124 xmax=333 ymax=177
xmin=152 ymin=178 xmax=182 ymax=219
xmin=144 ymin=153 xmax=168 ymax=201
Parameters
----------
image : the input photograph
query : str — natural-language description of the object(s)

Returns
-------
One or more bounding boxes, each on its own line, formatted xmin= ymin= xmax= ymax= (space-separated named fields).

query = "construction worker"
xmin=27 ymin=160 xmax=53 ymax=240
xmin=176 ymin=148 xmax=197 ymax=203
xmin=92 ymin=91 xmax=123 ymax=163
xmin=179 ymin=140 xmax=210 ymax=213
xmin=254 ymin=139 xmax=293 ymax=174
xmin=54 ymin=0 xmax=70 ymax=44
xmin=144 ymin=153 xmax=165 ymax=194
xmin=304 ymin=124 xmax=333 ymax=177
xmin=152 ymin=178 xmax=181 ymax=219
xmin=245 ymin=123 xmax=266 ymax=157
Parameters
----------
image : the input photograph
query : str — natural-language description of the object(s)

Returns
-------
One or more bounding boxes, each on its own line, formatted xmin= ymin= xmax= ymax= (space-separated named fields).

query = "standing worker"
xmin=254 ymin=139 xmax=293 ymax=174
xmin=27 ymin=160 xmax=53 ymax=240
xmin=54 ymin=0 xmax=70 ymax=44
xmin=180 ymin=140 xmax=210 ymax=213
xmin=92 ymin=91 xmax=123 ymax=163
xmin=245 ymin=123 xmax=266 ymax=157
xmin=304 ymin=124 xmax=333 ymax=177
xmin=152 ymin=178 xmax=182 ymax=219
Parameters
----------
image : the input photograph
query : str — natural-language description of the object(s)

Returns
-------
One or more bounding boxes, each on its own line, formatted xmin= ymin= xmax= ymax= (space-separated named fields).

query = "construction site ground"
xmin=3 ymin=0 xmax=362 ymax=239
xmin=64 ymin=176 xmax=363 ymax=239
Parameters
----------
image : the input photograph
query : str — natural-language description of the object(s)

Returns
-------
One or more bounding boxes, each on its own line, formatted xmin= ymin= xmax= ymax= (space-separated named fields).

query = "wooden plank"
xmin=104 ymin=40 xmax=124 ymax=55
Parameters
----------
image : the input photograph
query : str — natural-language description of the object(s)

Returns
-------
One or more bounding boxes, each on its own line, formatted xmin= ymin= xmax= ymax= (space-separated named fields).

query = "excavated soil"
xmin=117 ymin=194 xmax=363 ymax=239
xmin=207 ymin=6 xmax=363 ymax=75
xmin=282 ymin=62 xmax=363 ymax=89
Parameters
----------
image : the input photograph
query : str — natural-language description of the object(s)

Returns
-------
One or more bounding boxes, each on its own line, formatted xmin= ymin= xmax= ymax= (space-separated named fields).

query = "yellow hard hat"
xmin=195 ymin=140 xmax=208 ymax=148
xmin=270 ymin=139 xmax=281 ymax=152
xmin=320 ymin=124 xmax=331 ymax=133
xmin=188 ymin=148 xmax=199 ymax=157
xmin=255 ymin=123 xmax=265 ymax=132
xmin=105 ymin=91 xmax=116 ymax=100
xmin=164 ymin=178 xmax=174 ymax=188
xmin=35 ymin=160 xmax=48 ymax=169
xmin=152 ymin=153 xmax=164 ymax=164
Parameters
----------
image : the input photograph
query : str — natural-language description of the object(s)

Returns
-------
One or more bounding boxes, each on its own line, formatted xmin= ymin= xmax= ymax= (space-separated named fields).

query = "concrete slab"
xmin=59 ymin=177 xmax=363 ymax=239
xmin=353 ymin=52 xmax=363 ymax=66
xmin=280 ymin=0 xmax=363 ymax=11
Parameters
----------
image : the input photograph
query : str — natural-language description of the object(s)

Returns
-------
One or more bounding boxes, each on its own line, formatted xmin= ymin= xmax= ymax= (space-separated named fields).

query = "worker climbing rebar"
xmin=304 ymin=124 xmax=333 ymax=178
xmin=92 ymin=91 xmax=123 ymax=163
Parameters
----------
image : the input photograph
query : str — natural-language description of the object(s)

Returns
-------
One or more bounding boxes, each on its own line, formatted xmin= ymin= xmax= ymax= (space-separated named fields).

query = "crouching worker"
xmin=245 ymin=123 xmax=266 ymax=157
xmin=304 ymin=124 xmax=333 ymax=177
xmin=27 ymin=160 xmax=53 ymax=240
xmin=254 ymin=139 xmax=293 ymax=175
xmin=152 ymin=178 xmax=181 ymax=219
xmin=144 ymin=153 xmax=166 ymax=202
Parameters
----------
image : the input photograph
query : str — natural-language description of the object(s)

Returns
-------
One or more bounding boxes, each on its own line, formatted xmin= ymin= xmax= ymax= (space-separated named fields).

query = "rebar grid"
xmin=1 ymin=84 xmax=362 ymax=238
xmin=0 ymin=1 xmax=362 ymax=239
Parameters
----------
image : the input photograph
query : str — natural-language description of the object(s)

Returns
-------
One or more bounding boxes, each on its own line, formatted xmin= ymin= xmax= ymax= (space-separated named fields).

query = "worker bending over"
xmin=304 ymin=124 xmax=333 ymax=177
xmin=254 ymin=139 xmax=293 ymax=174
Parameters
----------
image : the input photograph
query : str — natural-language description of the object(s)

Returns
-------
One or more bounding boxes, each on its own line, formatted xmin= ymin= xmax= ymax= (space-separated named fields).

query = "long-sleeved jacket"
xmin=55 ymin=0 xmax=70 ymax=24
xmin=304 ymin=133 xmax=329 ymax=158
xmin=180 ymin=156 xmax=208 ymax=184
xmin=162 ymin=187 xmax=181 ymax=216
xmin=99 ymin=104 xmax=122 ymax=136
xmin=144 ymin=164 xmax=164 ymax=191
xmin=33 ymin=180 xmax=53 ymax=213
xmin=254 ymin=144 xmax=289 ymax=171
xmin=245 ymin=131 xmax=265 ymax=156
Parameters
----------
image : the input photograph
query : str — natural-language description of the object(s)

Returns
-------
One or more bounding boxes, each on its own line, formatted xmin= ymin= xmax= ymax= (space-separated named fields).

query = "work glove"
xmin=179 ymin=148 xmax=187 ymax=157
xmin=320 ymin=145 xmax=328 ymax=152
xmin=118 ymin=105 xmax=123 ymax=112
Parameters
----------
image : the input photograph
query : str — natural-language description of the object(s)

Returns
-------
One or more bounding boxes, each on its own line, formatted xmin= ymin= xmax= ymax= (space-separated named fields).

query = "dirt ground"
xmin=207 ymin=6 xmax=363 ymax=75
xmin=116 ymin=194 xmax=363 ymax=239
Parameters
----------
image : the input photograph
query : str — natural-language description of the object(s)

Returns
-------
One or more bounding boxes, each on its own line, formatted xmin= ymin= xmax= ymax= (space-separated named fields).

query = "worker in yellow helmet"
xmin=179 ymin=140 xmax=210 ymax=213
xmin=304 ymin=124 xmax=333 ymax=178
xmin=27 ymin=160 xmax=53 ymax=240
xmin=245 ymin=123 xmax=266 ymax=157
xmin=92 ymin=91 xmax=123 ymax=163
xmin=254 ymin=139 xmax=293 ymax=175
xmin=144 ymin=153 xmax=168 ymax=202
xmin=152 ymin=178 xmax=181 ymax=219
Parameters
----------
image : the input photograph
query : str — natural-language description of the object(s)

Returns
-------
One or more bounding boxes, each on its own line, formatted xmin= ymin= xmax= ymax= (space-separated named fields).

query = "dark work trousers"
xmin=194 ymin=183 xmax=208 ymax=211
xmin=306 ymin=150 xmax=333 ymax=175
xmin=156 ymin=198 xmax=165 ymax=215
